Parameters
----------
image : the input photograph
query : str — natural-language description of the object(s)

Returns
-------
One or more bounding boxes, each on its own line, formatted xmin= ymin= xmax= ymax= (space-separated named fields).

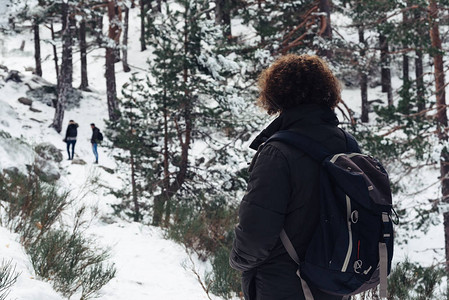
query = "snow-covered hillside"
xmin=0 ymin=7 xmax=224 ymax=299
xmin=0 ymin=63 xmax=223 ymax=300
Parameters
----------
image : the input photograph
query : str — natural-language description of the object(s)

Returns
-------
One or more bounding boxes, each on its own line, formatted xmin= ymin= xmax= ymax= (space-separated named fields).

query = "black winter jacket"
xmin=91 ymin=127 xmax=100 ymax=144
xmin=230 ymin=104 xmax=348 ymax=300
xmin=65 ymin=123 xmax=78 ymax=141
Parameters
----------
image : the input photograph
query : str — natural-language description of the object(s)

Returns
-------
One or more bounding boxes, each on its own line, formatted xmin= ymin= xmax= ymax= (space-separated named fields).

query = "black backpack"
xmin=267 ymin=130 xmax=395 ymax=300
xmin=98 ymin=130 xmax=104 ymax=142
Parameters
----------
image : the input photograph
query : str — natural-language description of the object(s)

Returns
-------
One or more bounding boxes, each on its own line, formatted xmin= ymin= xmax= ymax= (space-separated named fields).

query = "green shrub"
xmin=168 ymin=196 xmax=238 ymax=258
xmin=0 ymin=171 xmax=70 ymax=246
xmin=387 ymin=259 xmax=445 ymax=300
xmin=0 ymin=260 xmax=19 ymax=300
xmin=0 ymin=170 xmax=116 ymax=299
xmin=208 ymin=246 xmax=241 ymax=299
xmin=167 ymin=196 xmax=242 ymax=298
xmin=28 ymin=229 xmax=116 ymax=299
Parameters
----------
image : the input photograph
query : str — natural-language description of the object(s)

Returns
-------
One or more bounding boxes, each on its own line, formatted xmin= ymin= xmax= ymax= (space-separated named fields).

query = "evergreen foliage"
xmin=239 ymin=0 xmax=325 ymax=54
xmin=0 ymin=169 xmax=115 ymax=299
xmin=0 ymin=260 xmax=19 ymax=300
xmin=109 ymin=0 xmax=262 ymax=228
xmin=167 ymin=196 xmax=241 ymax=298
xmin=107 ymin=74 xmax=155 ymax=222
xmin=29 ymin=228 xmax=116 ymax=299
xmin=0 ymin=169 xmax=71 ymax=246
xmin=387 ymin=259 xmax=445 ymax=300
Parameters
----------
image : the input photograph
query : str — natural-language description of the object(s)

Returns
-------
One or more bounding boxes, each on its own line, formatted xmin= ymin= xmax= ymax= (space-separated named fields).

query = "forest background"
xmin=0 ymin=0 xmax=449 ymax=299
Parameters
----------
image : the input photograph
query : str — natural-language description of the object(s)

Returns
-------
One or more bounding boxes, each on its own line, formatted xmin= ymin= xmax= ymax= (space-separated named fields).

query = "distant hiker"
xmin=230 ymin=55 xmax=349 ymax=300
xmin=64 ymin=120 xmax=78 ymax=160
xmin=90 ymin=123 xmax=102 ymax=164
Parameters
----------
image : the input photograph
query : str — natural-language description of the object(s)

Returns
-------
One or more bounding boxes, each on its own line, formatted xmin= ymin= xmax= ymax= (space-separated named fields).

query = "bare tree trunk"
xmin=68 ymin=16 xmax=75 ymax=85
xmin=92 ymin=14 xmax=104 ymax=47
xmin=130 ymin=151 xmax=140 ymax=222
xmin=114 ymin=5 xmax=122 ymax=63
xmin=51 ymin=2 xmax=71 ymax=133
xmin=33 ymin=19 xmax=42 ymax=77
xmin=402 ymin=54 xmax=409 ymax=83
xmin=122 ymin=5 xmax=131 ymax=72
xmin=106 ymin=0 xmax=121 ymax=121
xmin=414 ymin=8 xmax=425 ymax=112
xmin=429 ymin=0 xmax=449 ymax=277
xmin=106 ymin=47 xmax=118 ymax=121
xmin=50 ymin=21 xmax=59 ymax=87
xmin=402 ymin=7 xmax=409 ymax=84
xmin=152 ymin=88 xmax=170 ymax=227
xmin=79 ymin=17 xmax=89 ymax=90
xmin=140 ymin=0 xmax=147 ymax=51
xmin=319 ymin=0 xmax=332 ymax=58
xmin=146 ymin=1 xmax=153 ymax=44
xmin=258 ymin=0 xmax=264 ymax=44
xmin=429 ymin=1 xmax=447 ymax=127
xmin=359 ymin=27 xmax=368 ymax=123
xmin=379 ymin=33 xmax=393 ymax=105
xmin=162 ymin=89 xmax=170 ymax=227
xmin=415 ymin=50 xmax=425 ymax=111
xmin=215 ymin=0 xmax=231 ymax=38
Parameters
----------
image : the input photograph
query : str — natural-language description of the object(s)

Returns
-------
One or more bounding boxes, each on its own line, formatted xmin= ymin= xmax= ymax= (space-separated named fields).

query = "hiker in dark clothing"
xmin=230 ymin=55 xmax=346 ymax=300
xmin=90 ymin=123 xmax=100 ymax=164
xmin=64 ymin=120 xmax=78 ymax=160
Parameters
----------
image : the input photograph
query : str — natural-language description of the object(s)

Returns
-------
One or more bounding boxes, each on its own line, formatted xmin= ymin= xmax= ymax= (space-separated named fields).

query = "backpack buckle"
xmin=382 ymin=212 xmax=391 ymax=240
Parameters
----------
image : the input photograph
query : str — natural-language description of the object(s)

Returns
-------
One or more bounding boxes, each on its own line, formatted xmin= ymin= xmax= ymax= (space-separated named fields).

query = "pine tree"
xmin=107 ymin=75 xmax=155 ymax=221
xmin=144 ymin=0 xmax=216 ymax=226
xmin=110 ymin=0 xmax=261 ymax=227
xmin=240 ymin=0 xmax=322 ymax=54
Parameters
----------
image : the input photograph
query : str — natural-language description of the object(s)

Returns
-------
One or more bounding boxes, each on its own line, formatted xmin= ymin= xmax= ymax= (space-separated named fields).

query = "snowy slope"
xmin=0 ymin=66 xmax=221 ymax=300
xmin=0 ymin=72 xmax=223 ymax=300
xmin=0 ymin=7 xmax=224 ymax=299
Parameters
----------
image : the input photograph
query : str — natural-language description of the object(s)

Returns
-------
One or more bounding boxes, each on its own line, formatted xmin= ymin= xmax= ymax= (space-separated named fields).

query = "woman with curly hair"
xmin=230 ymin=54 xmax=345 ymax=300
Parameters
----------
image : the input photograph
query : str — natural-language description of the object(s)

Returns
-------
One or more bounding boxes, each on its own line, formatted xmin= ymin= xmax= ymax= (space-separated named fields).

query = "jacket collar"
xmin=249 ymin=104 xmax=339 ymax=150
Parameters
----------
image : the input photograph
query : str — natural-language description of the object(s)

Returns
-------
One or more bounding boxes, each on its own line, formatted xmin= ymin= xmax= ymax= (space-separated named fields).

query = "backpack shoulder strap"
xmin=280 ymin=229 xmax=316 ymax=300
xmin=266 ymin=130 xmax=331 ymax=162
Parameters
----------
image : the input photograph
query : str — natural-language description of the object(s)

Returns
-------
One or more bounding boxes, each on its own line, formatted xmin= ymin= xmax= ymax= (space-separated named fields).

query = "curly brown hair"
xmin=257 ymin=54 xmax=341 ymax=115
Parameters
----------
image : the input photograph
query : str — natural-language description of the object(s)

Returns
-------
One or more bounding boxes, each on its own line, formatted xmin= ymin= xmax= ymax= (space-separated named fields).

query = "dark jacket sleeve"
xmin=230 ymin=144 xmax=291 ymax=272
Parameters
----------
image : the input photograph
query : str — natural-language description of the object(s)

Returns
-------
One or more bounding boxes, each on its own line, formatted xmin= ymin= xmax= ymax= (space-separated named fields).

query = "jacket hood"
xmin=249 ymin=104 xmax=339 ymax=150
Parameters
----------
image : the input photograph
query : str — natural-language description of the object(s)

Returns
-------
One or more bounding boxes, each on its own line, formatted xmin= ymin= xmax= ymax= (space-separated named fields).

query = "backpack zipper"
xmin=341 ymin=195 xmax=353 ymax=272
